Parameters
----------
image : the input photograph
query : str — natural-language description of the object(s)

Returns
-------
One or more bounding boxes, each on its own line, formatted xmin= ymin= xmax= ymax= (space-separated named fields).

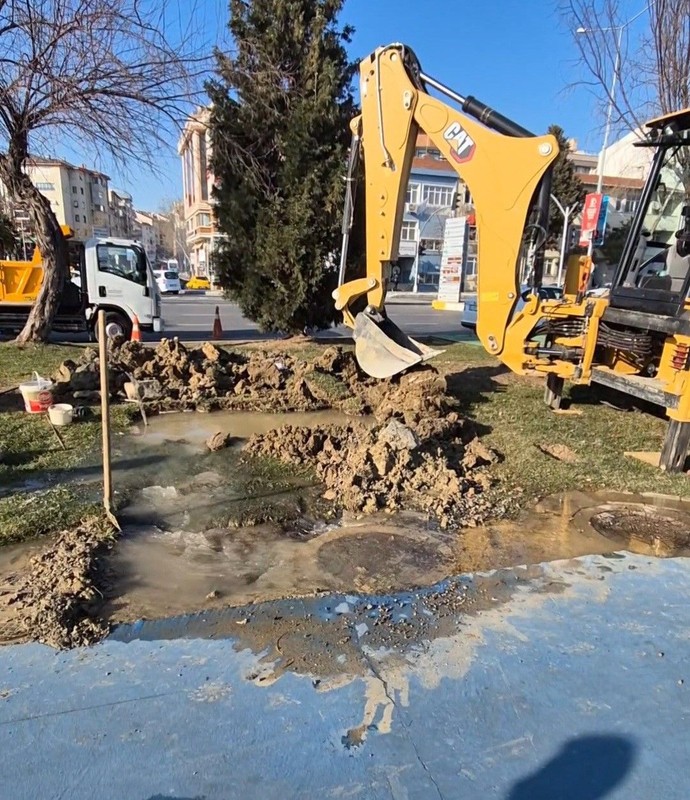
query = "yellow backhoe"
xmin=334 ymin=42 xmax=690 ymax=472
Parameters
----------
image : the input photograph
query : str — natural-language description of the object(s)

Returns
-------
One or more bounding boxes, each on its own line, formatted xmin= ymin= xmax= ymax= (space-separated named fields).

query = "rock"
xmin=378 ymin=419 xmax=419 ymax=451
xmin=233 ymin=379 xmax=247 ymax=395
xmin=70 ymin=364 xmax=99 ymax=392
xmin=205 ymin=590 xmax=221 ymax=600
xmin=53 ymin=359 xmax=77 ymax=384
xmin=537 ymin=443 xmax=578 ymax=463
xmin=206 ymin=432 xmax=234 ymax=452
xmin=462 ymin=438 xmax=498 ymax=470
xmin=201 ymin=342 xmax=221 ymax=363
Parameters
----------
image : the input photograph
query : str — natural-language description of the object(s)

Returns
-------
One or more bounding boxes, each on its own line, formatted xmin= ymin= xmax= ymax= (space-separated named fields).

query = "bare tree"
xmin=0 ymin=0 xmax=210 ymax=342
xmin=563 ymin=0 xmax=690 ymax=136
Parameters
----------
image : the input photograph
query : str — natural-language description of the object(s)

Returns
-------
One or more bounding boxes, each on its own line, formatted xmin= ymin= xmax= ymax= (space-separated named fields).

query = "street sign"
xmin=579 ymin=192 xmax=603 ymax=248
xmin=437 ymin=216 xmax=469 ymax=302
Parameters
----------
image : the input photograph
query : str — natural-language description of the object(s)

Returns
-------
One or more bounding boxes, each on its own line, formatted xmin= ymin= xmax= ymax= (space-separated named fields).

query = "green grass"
xmin=304 ymin=369 xmax=352 ymax=402
xmin=0 ymin=342 xmax=84 ymax=389
xmin=439 ymin=343 xmax=690 ymax=502
xmin=0 ymin=342 xmax=139 ymax=543
xmin=0 ymin=486 xmax=102 ymax=545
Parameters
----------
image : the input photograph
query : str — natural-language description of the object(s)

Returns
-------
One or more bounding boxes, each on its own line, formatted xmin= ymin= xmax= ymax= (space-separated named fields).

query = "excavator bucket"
xmin=353 ymin=312 xmax=444 ymax=379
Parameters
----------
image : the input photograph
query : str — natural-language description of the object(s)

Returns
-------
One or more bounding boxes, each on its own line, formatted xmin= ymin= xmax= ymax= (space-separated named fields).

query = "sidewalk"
xmin=1 ymin=552 xmax=688 ymax=799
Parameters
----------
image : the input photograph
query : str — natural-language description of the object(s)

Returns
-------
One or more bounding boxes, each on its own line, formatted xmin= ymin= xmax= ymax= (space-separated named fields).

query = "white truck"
xmin=0 ymin=231 xmax=163 ymax=339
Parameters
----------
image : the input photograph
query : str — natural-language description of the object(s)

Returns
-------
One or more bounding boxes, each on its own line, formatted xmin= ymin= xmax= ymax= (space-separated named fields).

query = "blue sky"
xmin=104 ymin=0 xmax=641 ymax=211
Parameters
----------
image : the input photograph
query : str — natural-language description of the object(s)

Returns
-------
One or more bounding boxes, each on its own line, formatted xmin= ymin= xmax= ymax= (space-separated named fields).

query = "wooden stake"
xmin=98 ymin=311 xmax=120 ymax=531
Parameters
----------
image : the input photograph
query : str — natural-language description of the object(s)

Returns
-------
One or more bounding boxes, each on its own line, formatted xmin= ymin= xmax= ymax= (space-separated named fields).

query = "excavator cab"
xmin=608 ymin=112 xmax=690 ymax=317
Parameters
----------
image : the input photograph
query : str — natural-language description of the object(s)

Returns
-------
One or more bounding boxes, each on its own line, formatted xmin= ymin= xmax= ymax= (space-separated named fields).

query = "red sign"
xmin=579 ymin=192 xmax=603 ymax=247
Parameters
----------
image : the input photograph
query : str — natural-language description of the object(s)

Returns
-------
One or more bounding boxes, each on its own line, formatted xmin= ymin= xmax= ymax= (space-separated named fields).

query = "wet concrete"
xmin=2 ymin=552 xmax=690 ymax=799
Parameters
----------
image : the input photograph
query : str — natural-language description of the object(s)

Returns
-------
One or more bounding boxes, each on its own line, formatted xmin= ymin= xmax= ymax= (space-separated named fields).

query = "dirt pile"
xmin=245 ymin=370 xmax=499 ymax=528
xmin=52 ymin=341 xmax=381 ymax=413
xmin=1 ymin=519 xmax=115 ymax=648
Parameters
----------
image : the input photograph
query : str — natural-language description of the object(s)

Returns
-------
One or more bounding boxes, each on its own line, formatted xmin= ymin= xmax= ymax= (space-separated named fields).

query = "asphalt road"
xmin=161 ymin=292 xmax=471 ymax=342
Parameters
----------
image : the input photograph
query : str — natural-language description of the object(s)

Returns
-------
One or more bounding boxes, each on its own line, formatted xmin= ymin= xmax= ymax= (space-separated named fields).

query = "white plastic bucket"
xmin=19 ymin=372 xmax=54 ymax=414
xmin=48 ymin=403 xmax=73 ymax=426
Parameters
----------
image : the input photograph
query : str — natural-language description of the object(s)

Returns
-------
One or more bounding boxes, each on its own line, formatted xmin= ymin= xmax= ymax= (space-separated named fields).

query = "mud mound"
xmin=52 ymin=341 xmax=383 ymax=414
xmin=1 ymin=519 xmax=115 ymax=648
xmin=245 ymin=413 xmax=498 ymax=528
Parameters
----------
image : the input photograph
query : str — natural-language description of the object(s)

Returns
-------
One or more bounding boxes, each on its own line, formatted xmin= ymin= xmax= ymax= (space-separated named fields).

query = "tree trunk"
xmin=13 ymin=187 xmax=67 ymax=343
xmin=0 ymin=153 xmax=67 ymax=343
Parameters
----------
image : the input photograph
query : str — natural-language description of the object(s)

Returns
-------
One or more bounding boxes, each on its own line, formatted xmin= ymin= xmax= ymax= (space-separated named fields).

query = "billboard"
xmin=437 ymin=216 xmax=469 ymax=302
xmin=579 ymin=192 xmax=603 ymax=248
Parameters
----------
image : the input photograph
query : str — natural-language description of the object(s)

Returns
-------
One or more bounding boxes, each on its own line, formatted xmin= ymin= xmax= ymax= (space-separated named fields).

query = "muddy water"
xmin=126 ymin=408 xmax=365 ymax=449
xmin=104 ymin=489 xmax=690 ymax=624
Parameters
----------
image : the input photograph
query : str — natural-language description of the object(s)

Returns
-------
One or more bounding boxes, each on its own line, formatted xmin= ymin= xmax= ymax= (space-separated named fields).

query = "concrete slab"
xmin=1 ymin=553 xmax=689 ymax=799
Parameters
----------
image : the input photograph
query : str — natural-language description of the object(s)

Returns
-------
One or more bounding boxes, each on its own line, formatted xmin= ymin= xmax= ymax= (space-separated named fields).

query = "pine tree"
xmin=208 ymin=0 xmax=356 ymax=333
xmin=547 ymin=124 xmax=585 ymax=247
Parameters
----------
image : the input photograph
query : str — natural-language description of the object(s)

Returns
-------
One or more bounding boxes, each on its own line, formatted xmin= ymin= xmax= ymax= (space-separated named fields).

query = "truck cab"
xmin=0 ymin=231 xmax=162 ymax=339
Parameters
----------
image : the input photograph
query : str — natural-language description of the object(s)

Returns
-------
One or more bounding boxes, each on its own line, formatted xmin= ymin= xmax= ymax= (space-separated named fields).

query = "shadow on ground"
xmin=506 ymin=734 xmax=636 ymax=800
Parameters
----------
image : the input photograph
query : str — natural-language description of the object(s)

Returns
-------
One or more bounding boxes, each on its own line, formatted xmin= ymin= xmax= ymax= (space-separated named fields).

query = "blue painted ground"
xmin=1 ymin=553 xmax=689 ymax=799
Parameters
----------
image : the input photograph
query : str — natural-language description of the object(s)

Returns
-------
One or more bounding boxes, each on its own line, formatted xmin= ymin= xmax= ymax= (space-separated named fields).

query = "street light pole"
xmin=577 ymin=5 xmax=648 ymax=256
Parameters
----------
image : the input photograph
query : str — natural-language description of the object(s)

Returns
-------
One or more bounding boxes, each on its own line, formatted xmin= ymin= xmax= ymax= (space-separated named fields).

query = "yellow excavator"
xmin=333 ymin=42 xmax=690 ymax=472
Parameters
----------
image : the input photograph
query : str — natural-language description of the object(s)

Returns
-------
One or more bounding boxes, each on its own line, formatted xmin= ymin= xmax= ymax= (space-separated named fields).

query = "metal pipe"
xmin=419 ymin=72 xmax=467 ymax=105
xmin=338 ymin=133 xmax=360 ymax=287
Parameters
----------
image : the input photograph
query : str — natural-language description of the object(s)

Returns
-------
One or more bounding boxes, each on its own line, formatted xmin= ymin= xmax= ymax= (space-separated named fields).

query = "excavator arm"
xmin=333 ymin=44 xmax=559 ymax=378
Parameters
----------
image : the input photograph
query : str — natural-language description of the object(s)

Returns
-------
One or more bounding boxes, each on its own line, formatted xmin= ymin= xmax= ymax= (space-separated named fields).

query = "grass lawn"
xmin=0 ymin=342 xmax=134 ymax=544
xmin=437 ymin=342 xmax=690 ymax=501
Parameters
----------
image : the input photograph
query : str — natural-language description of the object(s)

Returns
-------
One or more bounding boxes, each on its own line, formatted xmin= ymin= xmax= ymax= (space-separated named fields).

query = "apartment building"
xmin=178 ymin=107 xmax=218 ymax=278
xmin=16 ymin=157 xmax=110 ymax=241
xmin=109 ymin=188 xmax=135 ymax=238
xmin=133 ymin=211 xmax=175 ymax=265
xmin=396 ymin=133 xmax=471 ymax=289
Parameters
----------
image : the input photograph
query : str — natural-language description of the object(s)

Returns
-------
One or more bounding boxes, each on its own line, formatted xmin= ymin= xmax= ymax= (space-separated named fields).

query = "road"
xmin=160 ymin=292 xmax=471 ymax=342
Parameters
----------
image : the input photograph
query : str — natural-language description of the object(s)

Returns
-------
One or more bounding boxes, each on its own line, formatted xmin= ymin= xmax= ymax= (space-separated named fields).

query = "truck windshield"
xmin=97 ymin=243 xmax=147 ymax=286
xmin=164 ymin=271 xmax=177 ymax=280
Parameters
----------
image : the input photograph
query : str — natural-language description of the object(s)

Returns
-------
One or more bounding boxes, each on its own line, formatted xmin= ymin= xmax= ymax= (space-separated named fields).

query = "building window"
xmin=422 ymin=184 xmax=454 ymax=207
xmin=75 ymin=214 xmax=80 ymax=222
xmin=400 ymin=221 xmax=417 ymax=241
xmin=34 ymin=182 xmax=55 ymax=191
xmin=420 ymin=238 xmax=443 ymax=253
xmin=196 ymin=212 xmax=211 ymax=227
xmin=465 ymin=256 xmax=477 ymax=276
xmin=406 ymin=183 xmax=420 ymax=205
xmin=72 ymin=186 xmax=77 ymax=194
xmin=80 ymin=187 xmax=84 ymax=195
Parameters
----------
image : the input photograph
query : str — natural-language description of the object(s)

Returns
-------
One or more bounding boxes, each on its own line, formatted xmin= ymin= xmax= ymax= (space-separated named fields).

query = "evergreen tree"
xmin=208 ymin=0 xmax=356 ymax=333
xmin=547 ymin=125 xmax=585 ymax=247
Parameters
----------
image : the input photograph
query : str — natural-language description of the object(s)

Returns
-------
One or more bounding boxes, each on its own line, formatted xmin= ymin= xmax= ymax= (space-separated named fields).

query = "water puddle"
xmin=126 ymin=408 xmax=362 ymax=449
xmin=103 ymin=489 xmax=690 ymax=625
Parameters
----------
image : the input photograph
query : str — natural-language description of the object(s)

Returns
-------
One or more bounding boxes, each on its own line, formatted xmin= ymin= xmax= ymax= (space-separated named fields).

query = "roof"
xmin=26 ymin=155 xmax=109 ymax=180
xmin=411 ymin=156 xmax=457 ymax=175
xmin=576 ymin=172 xmax=644 ymax=190
xmin=645 ymin=107 xmax=690 ymax=131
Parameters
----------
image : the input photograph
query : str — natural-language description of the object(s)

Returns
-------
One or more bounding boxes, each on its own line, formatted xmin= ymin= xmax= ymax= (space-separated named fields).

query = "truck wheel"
xmin=95 ymin=311 xmax=132 ymax=341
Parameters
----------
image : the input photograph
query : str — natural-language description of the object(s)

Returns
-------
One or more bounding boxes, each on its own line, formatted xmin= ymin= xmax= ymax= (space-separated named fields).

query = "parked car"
xmin=185 ymin=275 xmax=211 ymax=291
xmin=153 ymin=268 xmax=181 ymax=295
xmin=461 ymin=285 xmax=564 ymax=329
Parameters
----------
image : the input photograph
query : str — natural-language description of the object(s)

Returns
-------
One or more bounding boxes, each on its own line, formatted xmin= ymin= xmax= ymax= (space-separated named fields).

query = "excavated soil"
xmin=0 ymin=518 xmax=115 ymax=648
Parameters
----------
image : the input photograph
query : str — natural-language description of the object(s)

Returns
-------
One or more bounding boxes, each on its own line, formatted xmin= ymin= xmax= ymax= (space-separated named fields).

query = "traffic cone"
xmin=131 ymin=314 xmax=142 ymax=342
xmin=212 ymin=306 xmax=223 ymax=340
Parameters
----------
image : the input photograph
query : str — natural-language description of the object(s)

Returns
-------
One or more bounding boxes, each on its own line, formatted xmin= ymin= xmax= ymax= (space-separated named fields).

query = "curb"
xmin=432 ymin=300 xmax=465 ymax=311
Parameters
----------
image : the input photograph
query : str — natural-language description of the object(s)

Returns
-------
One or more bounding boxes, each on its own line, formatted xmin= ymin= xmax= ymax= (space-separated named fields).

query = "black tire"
xmin=172 ymin=291 xmax=180 ymax=295
xmin=95 ymin=311 xmax=132 ymax=341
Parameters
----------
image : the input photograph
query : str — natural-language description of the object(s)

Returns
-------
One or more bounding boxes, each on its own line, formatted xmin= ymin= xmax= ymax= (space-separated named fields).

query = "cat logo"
xmin=444 ymin=122 xmax=476 ymax=164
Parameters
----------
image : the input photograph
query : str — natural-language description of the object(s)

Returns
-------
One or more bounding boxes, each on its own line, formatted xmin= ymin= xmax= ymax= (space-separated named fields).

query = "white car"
xmin=461 ymin=285 xmax=564 ymax=329
xmin=154 ymin=269 xmax=181 ymax=295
